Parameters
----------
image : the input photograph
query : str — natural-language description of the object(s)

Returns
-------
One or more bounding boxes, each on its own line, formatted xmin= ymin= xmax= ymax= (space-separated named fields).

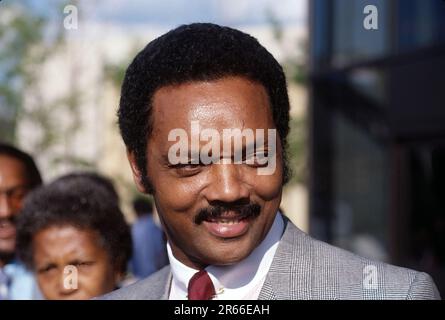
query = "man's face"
xmin=0 ymin=155 xmax=29 ymax=258
xmin=128 ymin=76 xmax=283 ymax=269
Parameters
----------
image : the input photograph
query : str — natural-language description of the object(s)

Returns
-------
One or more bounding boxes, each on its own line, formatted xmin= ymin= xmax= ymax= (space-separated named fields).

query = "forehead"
xmin=0 ymin=155 xmax=27 ymax=187
xmin=33 ymin=225 xmax=103 ymax=258
xmin=150 ymin=76 xmax=275 ymax=137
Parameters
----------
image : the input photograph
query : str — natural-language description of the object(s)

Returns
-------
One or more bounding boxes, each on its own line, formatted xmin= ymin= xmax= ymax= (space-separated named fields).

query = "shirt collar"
xmin=168 ymin=212 xmax=285 ymax=299
xmin=2 ymin=259 xmax=28 ymax=277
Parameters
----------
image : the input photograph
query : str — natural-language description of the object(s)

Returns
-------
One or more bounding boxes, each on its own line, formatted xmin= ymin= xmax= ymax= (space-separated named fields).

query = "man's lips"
xmin=0 ymin=220 xmax=16 ymax=239
xmin=202 ymin=214 xmax=251 ymax=238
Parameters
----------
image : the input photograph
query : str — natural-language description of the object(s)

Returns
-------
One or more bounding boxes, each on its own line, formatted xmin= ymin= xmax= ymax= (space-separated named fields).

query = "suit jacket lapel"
xmin=160 ymin=272 xmax=172 ymax=300
xmin=258 ymin=220 xmax=313 ymax=300
xmin=137 ymin=266 xmax=172 ymax=300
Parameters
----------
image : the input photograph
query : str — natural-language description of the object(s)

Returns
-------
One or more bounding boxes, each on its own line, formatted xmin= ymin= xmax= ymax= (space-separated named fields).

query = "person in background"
xmin=130 ymin=197 xmax=168 ymax=279
xmin=56 ymin=172 xmax=120 ymax=204
xmin=16 ymin=173 xmax=132 ymax=300
xmin=0 ymin=143 xmax=42 ymax=300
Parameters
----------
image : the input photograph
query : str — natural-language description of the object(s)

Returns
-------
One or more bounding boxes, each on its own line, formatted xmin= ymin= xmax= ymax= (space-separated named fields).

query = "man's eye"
xmin=168 ymin=162 xmax=206 ymax=177
xmin=244 ymin=153 xmax=269 ymax=167
xmin=179 ymin=164 xmax=200 ymax=169
xmin=38 ymin=265 xmax=56 ymax=274
xmin=171 ymin=163 xmax=203 ymax=170
xmin=74 ymin=261 xmax=94 ymax=268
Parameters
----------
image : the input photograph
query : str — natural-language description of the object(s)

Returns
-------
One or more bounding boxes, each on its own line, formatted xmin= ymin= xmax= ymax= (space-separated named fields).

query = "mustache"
xmin=0 ymin=216 xmax=17 ymax=226
xmin=194 ymin=202 xmax=261 ymax=225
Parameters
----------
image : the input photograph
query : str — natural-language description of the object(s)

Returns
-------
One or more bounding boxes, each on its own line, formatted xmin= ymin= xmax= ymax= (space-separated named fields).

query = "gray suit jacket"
xmin=101 ymin=221 xmax=441 ymax=300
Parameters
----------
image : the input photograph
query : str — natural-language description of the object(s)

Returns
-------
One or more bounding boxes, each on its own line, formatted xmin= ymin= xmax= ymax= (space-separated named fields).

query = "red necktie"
xmin=187 ymin=270 xmax=216 ymax=300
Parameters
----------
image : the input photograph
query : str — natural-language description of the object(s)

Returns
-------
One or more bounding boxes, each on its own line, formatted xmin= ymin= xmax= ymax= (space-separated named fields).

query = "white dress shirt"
xmin=168 ymin=212 xmax=285 ymax=300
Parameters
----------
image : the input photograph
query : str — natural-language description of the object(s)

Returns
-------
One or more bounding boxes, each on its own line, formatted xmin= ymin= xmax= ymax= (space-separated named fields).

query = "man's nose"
xmin=204 ymin=164 xmax=250 ymax=203
xmin=0 ymin=194 xmax=13 ymax=218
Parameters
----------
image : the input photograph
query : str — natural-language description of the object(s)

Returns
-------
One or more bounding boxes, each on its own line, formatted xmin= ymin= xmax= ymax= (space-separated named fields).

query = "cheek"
xmin=36 ymin=273 xmax=58 ymax=299
xmin=250 ymin=158 xmax=283 ymax=202
xmin=252 ymin=172 xmax=282 ymax=201
xmin=0 ymin=238 xmax=16 ymax=252
xmin=12 ymin=207 xmax=22 ymax=216
xmin=155 ymin=176 xmax=203 ymax=213
xmin=80 ymin=263 xmax=117 ymax=294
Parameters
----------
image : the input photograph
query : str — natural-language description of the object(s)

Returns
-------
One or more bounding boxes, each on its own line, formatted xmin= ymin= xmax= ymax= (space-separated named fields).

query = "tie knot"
xmin=187 ymin=269 xmax=216 ymax=300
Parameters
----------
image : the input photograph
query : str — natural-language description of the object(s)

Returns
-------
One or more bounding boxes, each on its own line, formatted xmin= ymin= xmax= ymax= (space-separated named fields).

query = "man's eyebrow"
xmin=0 ymin=184 xmax=29 ymax=193
xmin=235 ymin=141 xmax=269 ymax=153
xmin=161 ymin=151 xmax=201 ymax=164
xmin=37 ymin=262 xmax=57 ymax=271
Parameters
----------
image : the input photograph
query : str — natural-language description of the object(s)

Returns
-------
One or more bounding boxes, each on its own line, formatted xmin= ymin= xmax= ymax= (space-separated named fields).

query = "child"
xmin=16 ymin=173 xmax=132 ymax=300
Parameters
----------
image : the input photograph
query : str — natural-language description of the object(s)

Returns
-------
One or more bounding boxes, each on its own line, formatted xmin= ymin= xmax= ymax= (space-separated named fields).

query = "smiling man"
xmin=103 ymin=23 xmax=440 ymax=300
xmin=0 ymin=143 xmax=42 ymax=300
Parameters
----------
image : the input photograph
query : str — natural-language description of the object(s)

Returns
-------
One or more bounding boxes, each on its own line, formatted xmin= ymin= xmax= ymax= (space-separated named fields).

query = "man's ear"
xmin=126 ymin=150 xmax=147 ymax=194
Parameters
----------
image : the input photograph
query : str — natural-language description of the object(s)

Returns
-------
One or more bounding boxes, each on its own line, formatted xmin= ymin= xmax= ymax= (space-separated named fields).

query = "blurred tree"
xmin=103 ymin=61 xmax=128 ymax=90
xmin=267 ymin=9 xmax=308 ymax=185
xmin=103 ymin=44 xmax=141 ymax=89
xmin=287 ymin=116 xmax=307 ymax=184
xmin=102 ymin=45 xmax=145 ymax=201
xmin=0 ymin=0 xmax=94 ymax=169
xmin=0 ymin=1 xmax=49 ymax=142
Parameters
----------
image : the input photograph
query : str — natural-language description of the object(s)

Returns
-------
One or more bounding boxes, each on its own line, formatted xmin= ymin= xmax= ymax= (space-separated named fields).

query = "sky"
xmin=26 ymin=0 xmax=307 ymax=27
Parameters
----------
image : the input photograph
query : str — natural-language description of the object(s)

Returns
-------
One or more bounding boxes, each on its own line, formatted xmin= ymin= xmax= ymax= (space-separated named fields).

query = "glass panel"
xmin=331 ymin=111 xmax=390 ymax=262
xmin=407 ymin=145 xmax=445 ymax=294
xmin=398 ymin=0 xmax=445 ymax=52
xmin=312 ymin=0 xmax=332 ymax=68
xmin=331 ymin=0 xmax=390 ymax=67
xmin=347 ymin=68 xmax=387 ymax=106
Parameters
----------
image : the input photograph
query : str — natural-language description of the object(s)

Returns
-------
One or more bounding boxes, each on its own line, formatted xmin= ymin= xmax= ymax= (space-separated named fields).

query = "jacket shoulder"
xmin=264 ymin=222 xmax=441 ymax=300
xmin=97 ymin=266 xmax=171 ymax=300
xmin=309 ymin=234 xmax=440 ymax=299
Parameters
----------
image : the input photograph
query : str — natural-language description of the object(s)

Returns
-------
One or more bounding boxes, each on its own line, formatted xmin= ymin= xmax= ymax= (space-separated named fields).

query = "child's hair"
xmin=16 ymin=173 xmax=132 ymax=273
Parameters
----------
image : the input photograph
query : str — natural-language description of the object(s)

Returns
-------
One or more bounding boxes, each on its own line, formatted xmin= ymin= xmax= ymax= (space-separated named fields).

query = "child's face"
xmin=33 ymin=225 xmax=121 ymax=300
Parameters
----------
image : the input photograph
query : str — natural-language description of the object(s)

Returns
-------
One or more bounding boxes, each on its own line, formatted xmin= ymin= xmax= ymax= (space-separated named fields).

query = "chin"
xmin=203 ymin=242 xmax=255 ymax=266
xmin=0 ymin=246 xmax=15 ymax=260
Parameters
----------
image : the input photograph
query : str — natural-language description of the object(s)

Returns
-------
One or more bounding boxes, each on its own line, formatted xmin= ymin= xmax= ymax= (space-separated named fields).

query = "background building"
xmin=309 ymin=0 xmax=445 ymax=296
